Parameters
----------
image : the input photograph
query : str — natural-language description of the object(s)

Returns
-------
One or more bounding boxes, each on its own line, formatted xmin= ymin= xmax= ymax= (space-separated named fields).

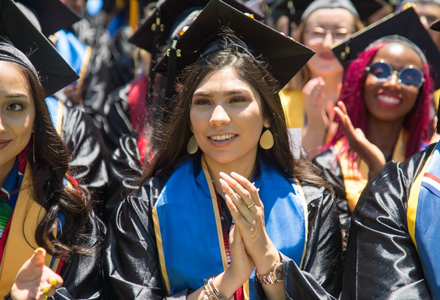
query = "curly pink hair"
xmin=324 ymin=42 xmax=432 ymax=162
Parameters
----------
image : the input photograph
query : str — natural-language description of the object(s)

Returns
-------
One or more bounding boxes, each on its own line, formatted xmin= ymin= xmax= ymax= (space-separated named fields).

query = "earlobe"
xmin=263 ymin=119 xmax=270 ymax=128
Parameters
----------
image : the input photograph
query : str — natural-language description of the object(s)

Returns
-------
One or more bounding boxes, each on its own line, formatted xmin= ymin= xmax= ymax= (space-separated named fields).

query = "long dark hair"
xmin=142 ymin=33 xmax=330 ymax=189
xmin=16 ymin=63 xmax=93 ymax=257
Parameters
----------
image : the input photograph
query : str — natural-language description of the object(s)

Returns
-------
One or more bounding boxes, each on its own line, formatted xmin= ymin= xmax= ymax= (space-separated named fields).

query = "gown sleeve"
xmin=255 ymin=184 xmax=343 ymax=300
xmin=62 ymin=105 xmax=142 ymax=222
xmin=104 ymin=178 xmax=342 ymax=300
xmin=341 ymin=145 xmax=434 ymax=299
xmin=313 ymin=149 xmax=350 ymax=229
xmin=103 ymin=174 xmax=188 ymax=300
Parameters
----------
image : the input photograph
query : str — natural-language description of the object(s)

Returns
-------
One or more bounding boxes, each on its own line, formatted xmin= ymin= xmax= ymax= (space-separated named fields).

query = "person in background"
xmin=314 ymin=6 xmax=440 ymax=235
xmin=342 ymin=16 xmax=440 ymax=300
xmin=0 ymin=1 xmax=103 ymax=298
xmin=281 ymin=0 xmax=364 ymax=159
xmin=104 ymin=1 xmax=343 ymax=299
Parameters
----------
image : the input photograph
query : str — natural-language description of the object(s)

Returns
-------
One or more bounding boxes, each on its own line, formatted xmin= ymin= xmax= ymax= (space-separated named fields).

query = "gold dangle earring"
xmin=259 ymin=127 xmax=274 ymax=150
xmin=187 ymin=135 xmax=199 ymax=154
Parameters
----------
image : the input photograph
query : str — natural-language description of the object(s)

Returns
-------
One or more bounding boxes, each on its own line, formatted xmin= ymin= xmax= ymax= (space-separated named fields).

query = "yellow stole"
xmin=0 ymin=164 xmax=61 ymax=296
xmin=334 ymin=130 xmax=408 ymax=212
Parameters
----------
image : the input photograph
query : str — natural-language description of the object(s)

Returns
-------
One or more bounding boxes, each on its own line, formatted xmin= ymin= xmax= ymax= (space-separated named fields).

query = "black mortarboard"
xmin=0 ymin=0 xmax=79 ymax=95
xmin=15 ymin=0 xmax=81 ymax=36
xmin=332 ymin=5 xmax=440 ymax=89
xmin=128 ymin=0 xmax=264 ymax=52
xmin=153 ymin=0 xmax=314 ymax=89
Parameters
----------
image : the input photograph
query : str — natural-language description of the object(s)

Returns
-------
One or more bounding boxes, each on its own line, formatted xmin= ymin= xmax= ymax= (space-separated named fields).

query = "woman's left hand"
xmin=219 ymin=172 xmax=279 ymax=274
xmin=11 ymin=248 xmax=63 ymax=300
xmin=334 ymin=101 xmax=386 ymax=181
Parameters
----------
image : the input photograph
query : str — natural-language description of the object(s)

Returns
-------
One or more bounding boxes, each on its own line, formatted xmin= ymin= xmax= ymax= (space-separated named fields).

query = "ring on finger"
xmin=247 ymin=202 xmax=256 ymax=209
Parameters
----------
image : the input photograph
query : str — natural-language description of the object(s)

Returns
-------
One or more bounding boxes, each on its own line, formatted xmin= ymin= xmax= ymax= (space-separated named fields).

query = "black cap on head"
xmin=153 ymin=0 xmax=314 ymax=89
xmin=15 ymin=0 xmax=81 ymax=36
xmin=332 ymin=5 xmax=440 ymax=89
xmin=128 ymin=0 xmax=264 ymax=52
xmin=0 ymin=0 xmax=79 ymax=95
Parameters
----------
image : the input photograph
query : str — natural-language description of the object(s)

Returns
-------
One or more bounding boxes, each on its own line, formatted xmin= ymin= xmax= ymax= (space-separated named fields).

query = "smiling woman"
xmin=103 ymin=1 xmax=343 ymax=300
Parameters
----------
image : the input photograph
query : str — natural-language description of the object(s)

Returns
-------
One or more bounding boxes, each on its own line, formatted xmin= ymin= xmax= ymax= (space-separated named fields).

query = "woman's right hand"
xmin=334 ymin=101 xmax=386 ymax=180
xmin=11 ymin=248 xmax=63 ymax=300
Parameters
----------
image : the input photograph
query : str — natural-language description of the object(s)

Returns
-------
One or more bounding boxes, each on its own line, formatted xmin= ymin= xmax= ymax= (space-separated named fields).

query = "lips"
xmin=376 ymin=92 xmax=402 ymax=108
xmin=0 ymin=140 xmax=10 ymax=150
xmin=208 ymin=134 xmax=237 ymax=146
xmin=319 ymin=51 xmax=336 ymax=61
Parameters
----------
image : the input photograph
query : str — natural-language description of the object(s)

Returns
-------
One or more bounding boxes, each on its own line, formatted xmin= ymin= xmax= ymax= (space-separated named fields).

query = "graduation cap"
xmin=128 ymin=0 xmax=264 ymax=52
xmin=153 ymin=0 xmax=314 ymax=90
xmin=15 ymin=0 xmax=81 ymax=36
xmin=0 ymin=0 xmax=79 ymax=95
xmin=332 ymin=5 xmax=440 ymax=89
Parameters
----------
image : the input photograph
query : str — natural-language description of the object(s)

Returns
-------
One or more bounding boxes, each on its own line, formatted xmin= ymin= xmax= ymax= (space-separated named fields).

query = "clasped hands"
xmin=219 ymin=172 xmax=280 ymax=286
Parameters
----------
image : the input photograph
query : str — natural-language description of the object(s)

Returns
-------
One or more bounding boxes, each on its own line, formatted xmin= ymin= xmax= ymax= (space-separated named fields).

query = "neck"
xmin=365 ymin=117 xmax=403 ymax=159
xmin=0 ymin=158 xmax=16 ymax=188
xmin=203 ymin=153 xmax=257 ymax=199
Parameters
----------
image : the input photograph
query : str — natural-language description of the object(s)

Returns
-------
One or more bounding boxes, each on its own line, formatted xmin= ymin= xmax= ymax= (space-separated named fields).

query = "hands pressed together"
xmin=11 ymin=248 xmax=63 ymax=300
xmin=218 ymin=172 xmax=283 ymax=298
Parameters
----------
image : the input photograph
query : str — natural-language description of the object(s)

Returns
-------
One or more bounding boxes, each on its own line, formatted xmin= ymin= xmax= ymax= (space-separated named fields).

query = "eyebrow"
xmin=193 ymin=89 xmax=252 ymax=97
xmin=5 ymin=93 xmax=29 ymax=99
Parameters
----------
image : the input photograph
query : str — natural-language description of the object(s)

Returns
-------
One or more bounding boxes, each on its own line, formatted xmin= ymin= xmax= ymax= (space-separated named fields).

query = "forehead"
xmin=372 ymin=42 xmax=424 ymax=70
xmin=305 ymin=8 xmax=355 ymax=28
xmin=196 ymin=67 xmax=253 ymax=91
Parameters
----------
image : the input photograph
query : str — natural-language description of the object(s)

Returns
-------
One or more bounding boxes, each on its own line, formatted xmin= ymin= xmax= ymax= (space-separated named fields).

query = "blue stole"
xmin=45 ymin=97 xmax=64 ymax=134
xmin=55 ymin=30 xmax=90 ymax=76
xmin=152 ymin=156 xmax=308 ymax=299
xmin=408 ymin=141 xmax=440 ymax=298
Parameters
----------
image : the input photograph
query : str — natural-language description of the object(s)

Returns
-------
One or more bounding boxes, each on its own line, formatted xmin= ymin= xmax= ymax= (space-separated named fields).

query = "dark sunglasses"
xmin=365 ymin=60 xmax=425 ymax=88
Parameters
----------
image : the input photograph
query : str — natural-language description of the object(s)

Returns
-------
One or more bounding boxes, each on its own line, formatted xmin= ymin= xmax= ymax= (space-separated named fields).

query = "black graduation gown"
xmin=342 ymin=143 xmax=435 ymax=299
xmin=313 ymin=148 xmax=351 ymax=229
xmin=103 ymin=158 xmax=343 ymax=300
xmin=61 ymin=105 xmax=142 ymax=223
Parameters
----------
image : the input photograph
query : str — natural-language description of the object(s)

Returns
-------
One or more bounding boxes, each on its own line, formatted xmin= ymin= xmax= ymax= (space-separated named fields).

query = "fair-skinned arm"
xmin=302 ymin=77 xmax=329 ymax=159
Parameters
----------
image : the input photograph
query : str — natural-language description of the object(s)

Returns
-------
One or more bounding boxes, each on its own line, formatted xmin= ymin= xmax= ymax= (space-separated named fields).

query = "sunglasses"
xmin=365 ymin=60 xmax=425 ymax=88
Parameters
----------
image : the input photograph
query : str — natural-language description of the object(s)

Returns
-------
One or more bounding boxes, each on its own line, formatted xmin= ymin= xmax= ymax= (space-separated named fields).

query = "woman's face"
xmin=303 ymin=8 xmax=356 ymax=77
xmin=363 ymin=42 xmax=423 ymax=123
xmin=190 ymin=67 xmax=269 ymax=168
xmin=0 ymin=61 xmax=35 ymax=171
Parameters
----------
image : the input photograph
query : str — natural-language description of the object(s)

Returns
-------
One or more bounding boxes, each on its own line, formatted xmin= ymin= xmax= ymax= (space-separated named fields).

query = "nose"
xmin=209 ymin=104 xmax=230 ymax=126
xmin=322 ymin=31 xmax=333 ymax=48
xmin=384 ymin=71 xmax=400 ymax=89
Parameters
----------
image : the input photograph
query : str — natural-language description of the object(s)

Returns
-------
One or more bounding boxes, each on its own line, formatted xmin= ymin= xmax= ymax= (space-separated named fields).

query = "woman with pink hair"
xmin=312 ymin=4 xmax=440 ymax=235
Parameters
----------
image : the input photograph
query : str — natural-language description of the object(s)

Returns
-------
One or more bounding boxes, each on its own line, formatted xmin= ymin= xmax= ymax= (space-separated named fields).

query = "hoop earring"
xmin=187 ymin=135 xmax=199 ymax=154
xmin=259 ymin=128 xmax=274 ymax=150
xmin=32 ymin=133 xmax=36 ymax=163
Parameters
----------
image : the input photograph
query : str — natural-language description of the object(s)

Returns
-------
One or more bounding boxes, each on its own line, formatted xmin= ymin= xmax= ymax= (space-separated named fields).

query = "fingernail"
xmin=219 ymin=171 xmax=227 ymax=178
xmin=230 ymin=172 xmax=238 ymax=177
xmin=252 ymin=182 xmax=256 ymax=185
xmin=44 ymin=296 xmax=48 ymax=300
xmin=50 ymin=279 xmax=58 ymax=286
xmin=256 ymin=188 xmax=260 ymax=192
xmin=219 ymin=178 xmax=227 ymax=185
xmin=43 ymin=287 xmax=50 ymax=294
xmin=36 ymin=248 xmax=45 ymax=254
